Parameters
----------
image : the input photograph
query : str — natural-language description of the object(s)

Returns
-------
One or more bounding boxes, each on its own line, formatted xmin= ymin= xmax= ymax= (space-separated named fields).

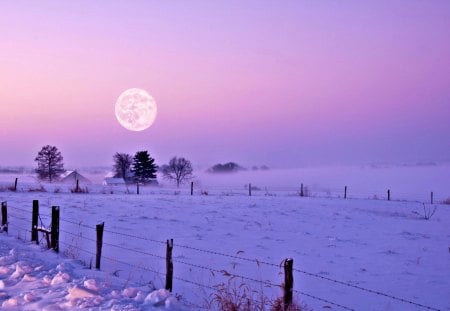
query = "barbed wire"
xmin=101 ymin=254 xmax=165 ymax=277
xmin=293 ymin=269 xmax=440 ymax=310
xmin=59 ymin=229 xmax=97 ymax=242
xmin=29 ymin=219 xmax=443 ymax=310
xmin=9 ymin=206 xmax=33 ymax=214
xmin=7 ymin=213 xmax=29 ymax=222
xmin=59 ymin=218 xmax=97 ymax=229
xmin=173 ymin=258 xmax=279 ymax=290
xmin=292 ymin=288 xmax=354 ymax=310
xmin=59 ymin=240 xmax=96 ymax=256
xmin=103 ymin=228 xmax=166 ymax=245
xmin=172 ymin=275 xmax=273 ymax=309
xmin=175 ymin=243 xmax=279 ymax=268
xmin=102 ymin=241 xmax=166 ymax=260
xmin=3 ymin=199 xmax=446 ymax=310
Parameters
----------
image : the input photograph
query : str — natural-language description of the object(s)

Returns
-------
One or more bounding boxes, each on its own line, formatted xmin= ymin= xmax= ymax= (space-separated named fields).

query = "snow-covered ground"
xmin=0 ymin=166 xmax=449 ymax=310
xmin=0 ymin=233 xmax=181 ymax=310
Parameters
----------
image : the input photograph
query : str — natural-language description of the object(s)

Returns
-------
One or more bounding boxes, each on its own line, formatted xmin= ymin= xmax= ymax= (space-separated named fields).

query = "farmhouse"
xmin=60 ymin=171 xmax=91 ymax=184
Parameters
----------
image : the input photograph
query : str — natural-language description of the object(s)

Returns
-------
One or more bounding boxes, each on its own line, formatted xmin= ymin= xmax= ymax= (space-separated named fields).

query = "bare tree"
xmin=35 ymin=145 xmax=65 ymax=182
xmin=161 ymin=157 xmax=194 ymax=187
xmin=113 ymin=153 xmax=133 ymax=180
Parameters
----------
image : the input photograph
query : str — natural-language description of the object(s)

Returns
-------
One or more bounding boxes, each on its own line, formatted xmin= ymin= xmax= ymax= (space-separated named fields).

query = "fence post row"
xmin=32 ymin=200 xmax=39 ymax=243
xmin=51 ymin=206 xmax=60 ymax=252
xmin=300 ymin=183 xmax=304 ymax=197
xmin=165 ymin=239 xmax=174 ymax=292
xmin=96 ymin=222 xmax=105 ymax=270
xmin=284 ymin=258 xmax=294 ymax=309
xmin=387 ymin=189 xmax=391 ymax=201
xmin=14 ymin=178 xmax=18 ymax=191
xmin=1 ymin=201 xmax=7 ymax=233
xmin=344 ymin=186 xmax=347 ymax=199
xmin=76 ymin=179 xmax=80 ymax=193
xmin=249 ymin=183 xmax=252 ymax=196
xmin=190 ymin=181 xmax=194 ymax=196
xmin=431 ymin=191 xmax=434 ymax=204
xmin=137 ymin=183 xmax=140 ymax=195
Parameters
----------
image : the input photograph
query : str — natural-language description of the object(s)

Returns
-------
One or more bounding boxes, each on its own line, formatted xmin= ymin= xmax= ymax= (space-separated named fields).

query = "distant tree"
xmin=113 ymin=153 xmax=133 ymax=181
xmin=208 ymin=162 xmax=245 ymax=173
xmin=161 ymin=157 xmax=194 ymax=187
xmin=132 ymin=151 xmax=157 ymax=184
xmin=34 ymin=145 xmax=65 ymax=182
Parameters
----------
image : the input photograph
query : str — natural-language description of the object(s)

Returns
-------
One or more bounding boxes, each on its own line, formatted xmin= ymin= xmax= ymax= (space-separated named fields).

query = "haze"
xmin=1 ymin=1 xmax=449 ymax=169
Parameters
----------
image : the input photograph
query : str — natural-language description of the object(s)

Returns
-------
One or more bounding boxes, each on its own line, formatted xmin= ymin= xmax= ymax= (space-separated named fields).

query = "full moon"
xmin=115 ymin=88 xmax=157 ymax=131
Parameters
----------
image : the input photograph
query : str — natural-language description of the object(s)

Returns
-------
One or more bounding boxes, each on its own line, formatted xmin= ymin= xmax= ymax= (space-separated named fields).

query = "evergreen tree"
xmin=34 ymin=145 xmax=65 ymax=182
xmin=132 ymin=151 xmax=157 ymax=184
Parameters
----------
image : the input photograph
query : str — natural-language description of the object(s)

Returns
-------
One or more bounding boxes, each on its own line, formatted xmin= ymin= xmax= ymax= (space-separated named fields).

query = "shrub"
xmin=412 ymin=203 xmax=437 ymax=220
xmin=443 ymin=198 xmax=450 ymax=205
xmin=422 ymin=204 xmax=436 ymax=220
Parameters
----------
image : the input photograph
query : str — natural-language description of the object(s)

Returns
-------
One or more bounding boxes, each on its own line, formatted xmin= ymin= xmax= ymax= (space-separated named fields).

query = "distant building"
xmin=103 ymin=177 xmax=126 ymax=186
xmin=60 ymin=171 xmax=91 ymax=184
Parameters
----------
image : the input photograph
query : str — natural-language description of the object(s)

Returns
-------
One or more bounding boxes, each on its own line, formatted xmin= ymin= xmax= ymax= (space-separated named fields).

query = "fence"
xmin=0 ymin=199 xmax=442 ymax=310
xmin=2 ymin=177 xmax=450 ymax=206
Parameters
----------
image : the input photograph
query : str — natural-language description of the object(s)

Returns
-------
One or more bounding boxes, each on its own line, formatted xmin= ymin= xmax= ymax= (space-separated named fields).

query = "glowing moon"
xmin=115 ymin=88 xmax=157 ymax=131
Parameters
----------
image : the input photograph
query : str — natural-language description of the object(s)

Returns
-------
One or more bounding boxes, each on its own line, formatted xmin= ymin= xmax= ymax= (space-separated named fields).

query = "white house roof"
xmin=104 ymin=177 xmax=126 ymax=185
xmin=60 ymin=171 xmax=91 ymax=183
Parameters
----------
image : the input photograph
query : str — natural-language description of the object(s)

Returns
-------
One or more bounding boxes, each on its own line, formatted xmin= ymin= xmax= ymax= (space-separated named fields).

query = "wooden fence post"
xmin=51 ymin=206 xmax=60 ymax=252
xmin=190 ymin=181 xmax=194 ymax=196
xmin=284 ymin=258 xmax=294 ymax=309
xmin=76 ymin=179 xmax=79 ymax=193
xmin=96 ymin=222 xmax=104 ymax=270
xmin=14 ymin=178 xmax=18 ymax=191
xmin=431 ymin=191 xmax=434 ymax=204
xmin=249 ymin=183 xmax=252 ymax=196
xmin=32 ymin=200 xmax=39 ymax=243
xmin=1 ymin=201 xmax=7 ymax=233
xmin=165 ymin=239 xmax=174 ymax=292
xmin=300 ymin=183 xmax=304 ymax=197
xmin=344 ymin=186 xmax=347 ymax=199
xmin=137 ymin=183 xmax=140 ymax=195
xmin=387 ymin=189 xmax=391 ymax=201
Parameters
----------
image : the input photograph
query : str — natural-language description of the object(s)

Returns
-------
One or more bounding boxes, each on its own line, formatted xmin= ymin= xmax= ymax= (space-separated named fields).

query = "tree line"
xmin=34 ymin=145 xmax=194 ymax=187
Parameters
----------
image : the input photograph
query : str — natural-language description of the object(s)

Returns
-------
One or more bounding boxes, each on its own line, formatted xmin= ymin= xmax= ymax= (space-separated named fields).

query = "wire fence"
xmin=1 ymin=176 xmax=450 ymax=207
xmin=0 ymin=200 xmax=443 ymax=311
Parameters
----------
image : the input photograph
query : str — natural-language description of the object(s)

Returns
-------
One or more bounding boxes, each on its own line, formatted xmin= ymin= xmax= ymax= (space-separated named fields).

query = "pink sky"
xmin=1 ymin=1 xmax=449 ymax=169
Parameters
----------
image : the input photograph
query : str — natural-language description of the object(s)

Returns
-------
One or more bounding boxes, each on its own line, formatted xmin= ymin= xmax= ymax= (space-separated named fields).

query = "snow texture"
xmin=0 ymin=166 xmax=449 ymax=310
xmin=0 ymin=234 xmax=182 ymax=310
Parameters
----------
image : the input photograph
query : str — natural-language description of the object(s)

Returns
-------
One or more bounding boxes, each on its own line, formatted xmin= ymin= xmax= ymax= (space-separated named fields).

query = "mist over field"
xmin=2 ymin=163 xmax=450 ymax=203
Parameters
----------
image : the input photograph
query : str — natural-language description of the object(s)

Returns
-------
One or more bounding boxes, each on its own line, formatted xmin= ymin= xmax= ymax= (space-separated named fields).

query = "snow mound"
xmin=0 ymin=234 xmax=184 ymax=310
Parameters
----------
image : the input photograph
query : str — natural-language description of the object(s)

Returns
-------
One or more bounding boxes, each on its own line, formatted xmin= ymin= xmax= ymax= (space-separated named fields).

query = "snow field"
xmin=1 ymin=190 xmax=449 ymax=310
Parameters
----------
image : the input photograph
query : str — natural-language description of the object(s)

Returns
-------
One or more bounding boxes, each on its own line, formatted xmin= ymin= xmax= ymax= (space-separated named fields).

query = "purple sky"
xmin=1 ymin=1 xmax=449 ymax=169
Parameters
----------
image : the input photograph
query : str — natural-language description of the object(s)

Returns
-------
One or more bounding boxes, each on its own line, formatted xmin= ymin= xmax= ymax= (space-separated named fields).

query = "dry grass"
xmin=28 ymin=185 xmax=47 ymax=192
xmin=70 ymin=186 xmax=89 ymax=193
xmin=204 ymin=277 xmax=308 ymax=311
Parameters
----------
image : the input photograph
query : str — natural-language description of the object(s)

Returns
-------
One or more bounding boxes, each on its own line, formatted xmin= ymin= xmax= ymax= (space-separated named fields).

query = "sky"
xmin=1 ymin=1 xmax=449 ymax=169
